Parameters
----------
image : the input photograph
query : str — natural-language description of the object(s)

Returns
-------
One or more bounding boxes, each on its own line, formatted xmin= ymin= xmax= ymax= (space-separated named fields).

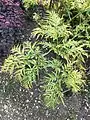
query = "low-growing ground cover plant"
xmin=2 ymin=0 xmax=90 ymax=108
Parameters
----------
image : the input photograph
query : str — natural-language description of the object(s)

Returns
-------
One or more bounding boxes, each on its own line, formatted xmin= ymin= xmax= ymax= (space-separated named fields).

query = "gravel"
xmin=0 ymin=73 xmax=90 ymax=120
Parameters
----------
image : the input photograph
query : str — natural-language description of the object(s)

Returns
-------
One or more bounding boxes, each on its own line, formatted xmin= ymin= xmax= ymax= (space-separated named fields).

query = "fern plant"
xmin=43 ymin=59 xmax=85 ymax=108
xmin=2 ymin=42 xmax=47 ymax=88
xmin=32 ymin=10 xmax=90 ymax=108
xmin=32 ymin=10 xmax=89 ymax=68
xmin=2 ymin=1 xmax=90 ymax=109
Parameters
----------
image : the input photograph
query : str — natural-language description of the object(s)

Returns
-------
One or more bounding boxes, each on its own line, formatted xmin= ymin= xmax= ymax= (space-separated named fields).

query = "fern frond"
xmin=43 ymin=72 xmax=64 ymax=108
xmin=32 ymin=10 xmax=71 ymax=41
xmin=65 ymin=70 xmax=85 ymax=92
xmin=2 ymin=41 xmax=47 ymax=88
xmin=23 ymin=0 xmax=37 ymax=9
xmin=40 ymin=40 xmax=88 ymax=66
xmin=65 ymin=0 xmax=90 ymax=11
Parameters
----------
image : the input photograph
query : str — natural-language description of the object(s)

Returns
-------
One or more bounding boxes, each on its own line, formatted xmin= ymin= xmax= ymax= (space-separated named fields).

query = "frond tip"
xmin=65 ymin=70 xmax=85 ymax=92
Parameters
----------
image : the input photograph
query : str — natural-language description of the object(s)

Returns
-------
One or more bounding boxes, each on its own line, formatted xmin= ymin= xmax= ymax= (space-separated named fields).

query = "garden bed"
xmin=0 ymin=0 xmax=90 ymax=120
xmin=0 ymin=20 xmax=90 ymax=120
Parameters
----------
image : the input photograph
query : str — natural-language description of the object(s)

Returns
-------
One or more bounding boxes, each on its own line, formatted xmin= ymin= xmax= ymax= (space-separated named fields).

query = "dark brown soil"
xmin=0 ymin=72 xmax=90 ymax=120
